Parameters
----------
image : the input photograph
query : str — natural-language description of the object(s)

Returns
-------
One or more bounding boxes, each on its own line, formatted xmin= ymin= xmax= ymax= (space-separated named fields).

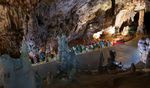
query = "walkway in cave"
xmin=33 ymin=36 xmax=141 ymax=78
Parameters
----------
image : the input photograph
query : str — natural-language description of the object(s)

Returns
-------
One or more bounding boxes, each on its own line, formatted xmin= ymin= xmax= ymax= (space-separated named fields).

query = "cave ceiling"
xmin=0 ymin=0 xmax=149 ymax=54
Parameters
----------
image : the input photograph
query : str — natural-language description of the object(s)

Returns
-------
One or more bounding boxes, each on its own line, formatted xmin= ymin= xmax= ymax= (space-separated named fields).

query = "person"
xmin=81 ymin=45 xmax=86 ymax=53
xmin=130 ymin=63 xmax=136 ymax=73
xmin=98 ymin=51 xmax=104 ymax=72
xmin=29 ymin=50 xmax=38 ymax=64
xmin=107 ymin=40 xmax=111 ymax=47
xmin=76 ymin=45 xmax=81 ymax=54
xmin=138 ymin=37 xmax=146 ymax=55
xmin=85 ymin=46 xmax=90 ymax=52
xmin=29 ymin=51 xmax=34 ymax=64
xmin=109 ymin=50 xmax=116 ymax=62
xmin=39 ymin=47 xmax=46 ymax=62
xmin=78 ymin=45 xmax=83 ymax=53
xmin=104 ymin=40 xmax=107 ymax=47
xmin=95 ymin=43 xmax=99 ymax=49
xmin=99 ymin=40 xmax=105 ymax=48
xmin=107 ymin=50 xmax=117 ymax=70
xmin=72 ymin=46 xmax=77 ymax=55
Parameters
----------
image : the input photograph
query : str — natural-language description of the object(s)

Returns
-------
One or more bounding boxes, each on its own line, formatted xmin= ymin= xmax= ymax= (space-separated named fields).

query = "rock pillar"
xmin=137 ymin=10 xmax=145 ymax=33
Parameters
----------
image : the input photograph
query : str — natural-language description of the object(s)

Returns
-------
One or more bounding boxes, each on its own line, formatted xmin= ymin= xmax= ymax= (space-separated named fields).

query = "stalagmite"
xmin=0 ymin=39 xmax=36 ymax=88
xmin=57 ymin=35 xmax=77 ymax=80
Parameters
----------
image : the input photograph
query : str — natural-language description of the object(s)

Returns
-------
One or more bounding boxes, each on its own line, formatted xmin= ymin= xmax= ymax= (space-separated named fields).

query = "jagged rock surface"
xmin=0 ymin=0 xmax=149 ymax=55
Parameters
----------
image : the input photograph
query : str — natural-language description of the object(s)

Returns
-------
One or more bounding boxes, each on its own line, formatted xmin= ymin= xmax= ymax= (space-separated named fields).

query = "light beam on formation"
xmin=93 ymin=30 xmax=104 ymax=39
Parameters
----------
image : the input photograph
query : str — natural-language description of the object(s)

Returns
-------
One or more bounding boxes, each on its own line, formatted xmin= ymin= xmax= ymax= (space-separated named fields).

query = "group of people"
xmin=98 ymin=49 xmax=124 ymax=73
xmin=29 ymin=47 xmax=46 ymax=64
xmin=28 ymin=47 xmax=57 ymax=64
xmin=71 ymin=40 xmax=112 ymax=55
xmin=138 ymin=37 xmax=150 ymax=64
xmin=28 ymin=38 xmax=124 ymax=64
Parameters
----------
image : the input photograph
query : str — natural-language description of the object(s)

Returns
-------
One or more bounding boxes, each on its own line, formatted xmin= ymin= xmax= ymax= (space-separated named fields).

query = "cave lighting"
xmin=105 ymin=26 xmax=116 ymax=35
xmin=121 ymin=26 xmax=129 ymax=36
xmin=93 ymin=30 xmax=104 ymax=39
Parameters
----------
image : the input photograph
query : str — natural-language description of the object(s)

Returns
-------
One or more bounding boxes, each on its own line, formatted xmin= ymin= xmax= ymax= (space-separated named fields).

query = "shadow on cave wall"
xmin=144 ymin=12 xmax=150 ymax=34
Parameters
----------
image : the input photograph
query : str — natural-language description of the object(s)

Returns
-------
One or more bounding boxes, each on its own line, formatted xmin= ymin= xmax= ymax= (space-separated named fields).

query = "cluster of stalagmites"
xmin=0 ymin=0 xmax=148 ymax=57
xmin=0 ymin=0 xmax=149 ymax=87
xmin=0 ymin=40 xmax=36 ymax=88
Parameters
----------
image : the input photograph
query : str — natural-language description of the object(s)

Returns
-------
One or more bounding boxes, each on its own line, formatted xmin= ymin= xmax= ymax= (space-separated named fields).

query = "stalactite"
xmin=0 ymin=0 xmax=41 ymax=56
xmin=0 ymin=0 xmax=148 ymax=56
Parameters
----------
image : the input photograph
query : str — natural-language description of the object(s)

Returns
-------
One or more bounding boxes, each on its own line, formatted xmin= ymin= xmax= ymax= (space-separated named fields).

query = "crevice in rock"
xmin=111 ymin=0 xmax=115 ymax=15
xmin=144 ymin=12 xmax=150 ymax=34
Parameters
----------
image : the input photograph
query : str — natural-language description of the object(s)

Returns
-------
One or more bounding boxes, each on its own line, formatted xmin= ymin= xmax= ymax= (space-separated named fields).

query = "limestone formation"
xmin=0 ymin=0 xmax=150 ymax=55
xmin=0 ymin=39 xmax=36 ymax=88
xmin=57 ymin=35 xmax=77 ymax=80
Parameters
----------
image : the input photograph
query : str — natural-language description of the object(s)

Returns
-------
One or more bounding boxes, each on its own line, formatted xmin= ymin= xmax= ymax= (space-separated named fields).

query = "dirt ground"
xmin=44 ymin=70 xmax=150 ymax=88
xmin=42 ymin=34 xmax=150 ymax=88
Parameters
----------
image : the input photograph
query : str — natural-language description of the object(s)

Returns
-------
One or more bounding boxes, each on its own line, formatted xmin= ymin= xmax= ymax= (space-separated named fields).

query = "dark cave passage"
xmin=144 ymin=12 xmax=150 ymax=34
xmin=134 ymin=12 xmax=139 ymax=30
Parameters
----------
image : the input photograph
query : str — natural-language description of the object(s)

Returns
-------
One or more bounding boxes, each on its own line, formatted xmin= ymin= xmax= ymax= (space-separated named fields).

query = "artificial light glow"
xmin=93 ymin=30 xmax=104 ymax=39
xmin=121 ymin=26 xmax=129 ymax=36
xmin=106 ymin=26 xmax=116 ymax=34
xmin=122 ymin=31 xmax=128 ymax=36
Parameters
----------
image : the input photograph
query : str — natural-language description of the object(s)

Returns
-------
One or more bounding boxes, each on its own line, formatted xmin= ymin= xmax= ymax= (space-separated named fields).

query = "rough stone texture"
xmin=0 ymin=40 xmax=36 ymax=88
xmin=145 ymin=0 xmax=150 ymax=12
xmin=0 ymin=0 xmax=149 ymax=55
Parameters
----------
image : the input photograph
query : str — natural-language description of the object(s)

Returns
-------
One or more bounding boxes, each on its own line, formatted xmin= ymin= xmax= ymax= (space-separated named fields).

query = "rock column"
xmin=137 ymin=10 xmax=145 ymax=33
xmin=136 ymin=0 xmax=145 ymax=34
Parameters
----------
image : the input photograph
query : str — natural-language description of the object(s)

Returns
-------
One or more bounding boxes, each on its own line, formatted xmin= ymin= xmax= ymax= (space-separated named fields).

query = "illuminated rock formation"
xmin=0 ymin=39 xmax=36 ymax=88
xmin=0 ymin=0 xmax=149 ymax=55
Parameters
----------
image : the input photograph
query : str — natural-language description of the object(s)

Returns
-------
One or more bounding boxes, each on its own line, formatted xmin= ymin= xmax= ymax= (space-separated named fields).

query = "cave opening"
xmin=144 ymin=12 xmax=150 ymax=34
xmin=132 ymin=12 xmax=139 ymax=32
xmin=118 ymin=12 xmax=139 ymax=35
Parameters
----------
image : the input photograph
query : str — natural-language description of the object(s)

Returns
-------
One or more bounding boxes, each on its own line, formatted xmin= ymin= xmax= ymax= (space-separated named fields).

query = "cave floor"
xmin=46 ymin=71 xmax=150 ymax=88
xmin=33 ymin=40 xmax=141 ymax=78
xmin=76 ymin=34 xmax=141 ymax=69
xmin=35 ymin=35 xmax=150 ymax=88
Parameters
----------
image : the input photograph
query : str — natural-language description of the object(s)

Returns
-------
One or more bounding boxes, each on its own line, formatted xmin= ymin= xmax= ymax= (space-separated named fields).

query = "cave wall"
xmin=0 ymin=0 xmax=39 ymax=57
xmin=0 ymin=0 xmax=149 ymax=56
